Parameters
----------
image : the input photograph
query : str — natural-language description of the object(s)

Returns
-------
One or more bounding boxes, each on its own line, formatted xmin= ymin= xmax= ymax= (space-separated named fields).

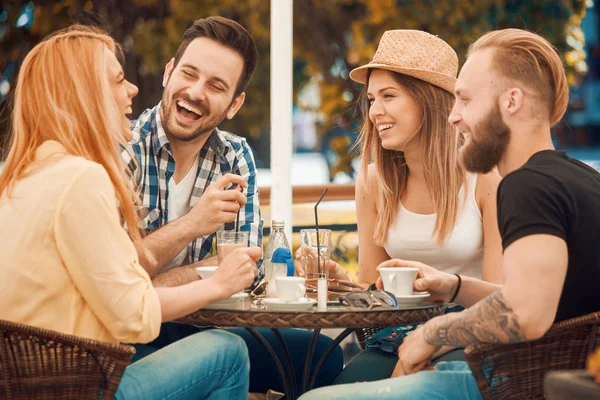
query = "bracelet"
xmin=449 ymin=274 xmax=462 ymax=303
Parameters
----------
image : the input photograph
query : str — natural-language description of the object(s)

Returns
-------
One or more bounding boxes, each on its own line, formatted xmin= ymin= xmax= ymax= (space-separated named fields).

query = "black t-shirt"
xmin=497 ymin=150 xmax=600 ymax=322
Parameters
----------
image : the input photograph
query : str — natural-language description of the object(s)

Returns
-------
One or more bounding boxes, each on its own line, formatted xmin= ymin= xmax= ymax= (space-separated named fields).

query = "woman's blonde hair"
xmin=359 ymin=71 xmax=466 ymax=246
xmin=0 ymin=25 xmax=141 ymax=240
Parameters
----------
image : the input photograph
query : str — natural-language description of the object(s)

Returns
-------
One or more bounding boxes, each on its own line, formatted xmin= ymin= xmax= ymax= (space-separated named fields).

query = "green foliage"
xmin=0 ymin=0 xmax=590 ymax=167
xmin=294 ymin=0 xmax=590 ymax=134
xmin=0 ymin=0 xmax=270 ymax=145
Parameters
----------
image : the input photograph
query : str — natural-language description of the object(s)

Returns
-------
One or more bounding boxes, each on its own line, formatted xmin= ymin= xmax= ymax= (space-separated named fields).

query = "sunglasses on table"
xmin=338 ymin=289 xmax=398 ymax=310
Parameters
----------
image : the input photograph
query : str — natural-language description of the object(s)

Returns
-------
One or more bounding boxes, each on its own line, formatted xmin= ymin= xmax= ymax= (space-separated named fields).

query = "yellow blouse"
xmin=0 ymin=141 xmax=161 ymax=344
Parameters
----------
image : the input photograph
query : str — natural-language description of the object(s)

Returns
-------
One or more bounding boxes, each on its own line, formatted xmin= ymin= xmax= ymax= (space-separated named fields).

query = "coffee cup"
xmin=275 ymin=276 xmax=306 ymax=303
xmin=378 ymin=267 xmax=419 ymax=296
xmin=196 ymin=266 xmax=218 ymax=280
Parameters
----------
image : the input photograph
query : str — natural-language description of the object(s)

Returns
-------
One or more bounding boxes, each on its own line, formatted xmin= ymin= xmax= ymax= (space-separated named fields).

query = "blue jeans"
xmin=334 ymin=347 xmax=466 ymax=384
xmin=226 ymin=327 xmax=344 ymax=393
xmin=133 ymin=322 xmax=344 ymax=394
xmin=298 ymin=361 xmax=483 ymax=400
xmin=116 ymin=329 xmax=249 ymax=400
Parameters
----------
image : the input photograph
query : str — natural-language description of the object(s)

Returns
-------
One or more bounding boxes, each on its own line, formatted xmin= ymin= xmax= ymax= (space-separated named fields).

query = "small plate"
xmin=263 ymin=297 xmax=317 ymax=311
xmin=204 ymin=292 xmax=248 ymax=310
xmin=395 ymin=291 xmax=430 ymax=305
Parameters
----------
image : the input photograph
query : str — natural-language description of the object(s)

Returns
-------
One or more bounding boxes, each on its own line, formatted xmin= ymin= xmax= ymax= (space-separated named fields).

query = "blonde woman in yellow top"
xmin=0 ymin=25 xmax=259 ymax=400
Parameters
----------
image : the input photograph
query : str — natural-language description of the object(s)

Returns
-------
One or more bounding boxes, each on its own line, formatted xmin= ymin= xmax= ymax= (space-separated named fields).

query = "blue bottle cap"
xmin=272 ymin=248 xmax=295 ymax=276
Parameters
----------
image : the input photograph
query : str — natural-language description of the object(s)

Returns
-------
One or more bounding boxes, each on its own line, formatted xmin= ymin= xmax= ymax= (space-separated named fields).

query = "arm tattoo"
xmin=423 ymin=292 xmax=527 ymax=347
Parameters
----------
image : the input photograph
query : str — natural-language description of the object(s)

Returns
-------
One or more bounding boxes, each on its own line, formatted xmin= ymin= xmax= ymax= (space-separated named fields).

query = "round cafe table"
xmin=179 ymin=297 xmax=445 ymax=399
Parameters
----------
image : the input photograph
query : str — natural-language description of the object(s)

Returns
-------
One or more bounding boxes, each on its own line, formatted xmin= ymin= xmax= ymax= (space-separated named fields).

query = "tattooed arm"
xmin=423 ymin=234 xmax=568 ymax=347
xmin=392 ymin=235 xmax=568 ymax=377
xmin=423 ymin=291 xmax=525 ymax=346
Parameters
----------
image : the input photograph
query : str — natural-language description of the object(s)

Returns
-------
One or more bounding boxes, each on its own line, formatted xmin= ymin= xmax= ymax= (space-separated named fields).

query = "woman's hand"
xmin=294 ymin=247 xmax=351 ymax=281
xmin=210 ymin=247 xmax=262 ymax=299
xmin=376 ymin=259 xmax=459 ymax=303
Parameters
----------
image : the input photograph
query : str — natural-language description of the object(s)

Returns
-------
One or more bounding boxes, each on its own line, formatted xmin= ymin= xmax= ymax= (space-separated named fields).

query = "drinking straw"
xmin=235 ymin=187 xmax=243 ymax=234
xmin=314 ymin=188 xmax=328 ymax=275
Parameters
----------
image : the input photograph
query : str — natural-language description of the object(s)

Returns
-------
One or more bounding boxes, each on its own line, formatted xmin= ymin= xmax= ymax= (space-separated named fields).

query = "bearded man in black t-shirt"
xmin=297 ymin=28 xmax=600 ymax=400
xmin=390 ymin=28 xmax=600 ymax=379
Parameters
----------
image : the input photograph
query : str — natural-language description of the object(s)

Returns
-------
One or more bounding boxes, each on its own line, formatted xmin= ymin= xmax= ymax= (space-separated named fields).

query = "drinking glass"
xmin=217 ymin=231 xmax=248 ymax=263
xmin=299 ymin=229 xmax=331 ymax=280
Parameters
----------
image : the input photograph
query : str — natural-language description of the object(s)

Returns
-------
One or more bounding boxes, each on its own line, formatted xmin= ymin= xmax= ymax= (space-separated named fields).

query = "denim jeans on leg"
xmin=226 ymin=327 xmax=344 ymax=393
xmin=334 ymin=347 xmax=466 ymax=384
xmin=298 ymin=361 xmax=483 ymax=400
xmin=116 ymin=329 xmax=250 ymax=400
xmin=133 ymin=322 xmax=344 ymax=395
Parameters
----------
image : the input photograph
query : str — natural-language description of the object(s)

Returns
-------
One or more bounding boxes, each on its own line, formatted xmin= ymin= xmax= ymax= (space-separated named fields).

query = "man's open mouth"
xmin=176 ymin=100 xmax=203 ymax=121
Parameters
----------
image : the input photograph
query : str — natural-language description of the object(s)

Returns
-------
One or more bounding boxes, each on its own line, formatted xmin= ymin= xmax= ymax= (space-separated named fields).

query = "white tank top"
xmin=383 ymin=173 xmax=483 ymax=279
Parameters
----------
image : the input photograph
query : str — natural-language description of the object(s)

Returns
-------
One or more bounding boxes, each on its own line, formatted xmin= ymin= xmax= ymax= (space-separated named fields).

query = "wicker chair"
xmin=355 ymin=326 xmax=385 ymax=349
xmin=465 ymin=311 xmax=600 ymax=400
xmin=0 ymin=320 xmax=136 ymax=400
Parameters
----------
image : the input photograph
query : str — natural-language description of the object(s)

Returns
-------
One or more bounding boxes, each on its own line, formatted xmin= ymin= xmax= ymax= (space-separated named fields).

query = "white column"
xmin=270 ymin=0 xmax=294 ymax=241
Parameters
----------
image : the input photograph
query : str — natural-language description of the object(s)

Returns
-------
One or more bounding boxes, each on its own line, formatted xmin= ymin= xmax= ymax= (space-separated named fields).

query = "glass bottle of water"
xmin=264 ymin=220 xmax=291 ymax=283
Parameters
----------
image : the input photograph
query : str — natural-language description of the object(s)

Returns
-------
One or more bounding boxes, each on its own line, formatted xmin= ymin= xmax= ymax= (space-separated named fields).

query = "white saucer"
xmin=395 ymin=292 xmax=430 ymax=305
xmin=263 ymin=297 xmax=317 ymax=311
xmin=204 ymin=292 xmax=248 ymax=310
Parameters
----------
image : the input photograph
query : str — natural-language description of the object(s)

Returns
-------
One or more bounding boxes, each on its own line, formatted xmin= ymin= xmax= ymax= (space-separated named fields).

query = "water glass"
xmin=299 ymin=229 xmax=331 ymax=280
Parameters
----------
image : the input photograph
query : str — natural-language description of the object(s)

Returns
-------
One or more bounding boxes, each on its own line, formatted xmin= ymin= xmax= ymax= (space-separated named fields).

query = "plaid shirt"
xmin=122 ymin=103 xmax=263 ymax=273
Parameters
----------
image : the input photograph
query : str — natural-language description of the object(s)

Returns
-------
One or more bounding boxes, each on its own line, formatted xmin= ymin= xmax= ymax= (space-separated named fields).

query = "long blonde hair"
xmin=0 ymin=25 xmax=141 ymax=241
xmin=359 ymin=71 xmax=465 ymax=246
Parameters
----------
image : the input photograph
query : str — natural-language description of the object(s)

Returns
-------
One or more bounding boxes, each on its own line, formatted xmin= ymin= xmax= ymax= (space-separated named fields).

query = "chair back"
xmin=0 ymin=320 xmax=135 ymax=400
xmin=355 ymin=326 xmax=385 ymax=349
xmin=465 ymin=311 xmax=600 ymax=400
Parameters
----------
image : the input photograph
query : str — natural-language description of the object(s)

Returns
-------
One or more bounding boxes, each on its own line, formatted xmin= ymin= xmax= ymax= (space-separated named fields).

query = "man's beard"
xmin=460 ymin=105 xmax=510 ymax=174
xmin=161 ymin=91 xmax=229 ymax=143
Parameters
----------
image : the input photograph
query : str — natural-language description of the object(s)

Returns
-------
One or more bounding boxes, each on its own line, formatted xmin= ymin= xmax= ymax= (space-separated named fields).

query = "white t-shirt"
xmin=164 ymin=157 xmax=199 ymax=271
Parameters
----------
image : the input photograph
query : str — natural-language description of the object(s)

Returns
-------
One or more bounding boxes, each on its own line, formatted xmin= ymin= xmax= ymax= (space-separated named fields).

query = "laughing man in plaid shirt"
xmin=122 ymin=25 xmax=262 ymax=285
xmin=122 ymin=16 xmax=344 ymax=394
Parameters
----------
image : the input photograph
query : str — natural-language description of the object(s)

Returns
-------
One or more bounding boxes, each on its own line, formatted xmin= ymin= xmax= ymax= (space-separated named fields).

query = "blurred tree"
xmin=0 ymin=0 xmax=270 ymax=158
xmin=293 ymin=0 xmax=590 ymax=177
xmin=0 ymin=0 xmax=591 ymax=172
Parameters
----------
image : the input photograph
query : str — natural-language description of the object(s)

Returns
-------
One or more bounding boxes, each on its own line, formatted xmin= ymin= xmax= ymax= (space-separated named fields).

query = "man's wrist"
xmin=180 ymin=213 xmax=204 ymax=240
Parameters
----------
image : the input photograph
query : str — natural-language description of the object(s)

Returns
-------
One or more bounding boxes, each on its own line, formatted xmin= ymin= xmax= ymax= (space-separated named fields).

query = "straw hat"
xmin=349 ymin=30 xmax=458 ymax=95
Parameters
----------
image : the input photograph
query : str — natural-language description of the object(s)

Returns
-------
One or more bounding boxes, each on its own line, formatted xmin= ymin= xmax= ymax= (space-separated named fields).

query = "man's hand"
xmin=186 ymin=174 xmax=248 ymax=237
xmin=392 ymin=327 xmax=440 ymax=377
xmin=375 ymin=259 xmax=458 ymax=303
xmin=210 ymin=246 xmax=261 ymax=298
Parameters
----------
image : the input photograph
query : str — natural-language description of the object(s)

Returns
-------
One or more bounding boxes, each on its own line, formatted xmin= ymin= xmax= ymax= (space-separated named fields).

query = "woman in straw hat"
xmin=0 ymin=25 xmax=260 ymax=399
xmin=330 ymin=29 xmax=503 ymax=384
